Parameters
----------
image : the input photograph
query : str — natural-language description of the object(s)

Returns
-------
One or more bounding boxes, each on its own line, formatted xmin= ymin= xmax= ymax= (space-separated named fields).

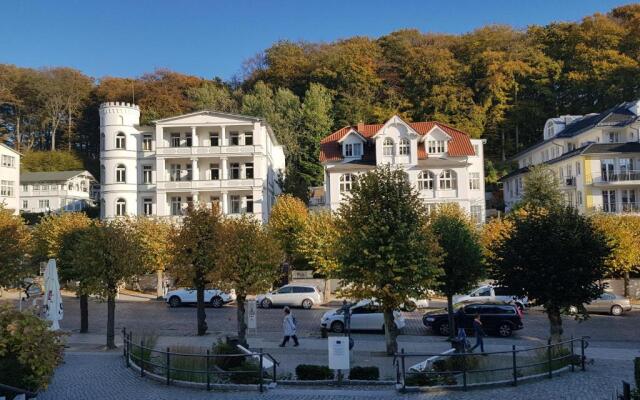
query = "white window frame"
xmin=438 ymin=170 xmax=457 ymax=190
xmin=244 ymin=132 xmax=253 ymax=145
xmin=245 ymin=163 xmax=254 ymax=179
xmin=470 ymin=205 xmax=483 ymax=224
xmin=339 ymin=173 xmax=356 ymax=193
xmin=230 ymin=195 xmax=241 ymax=214
xmin=209 ymin=164 xmax=220 ymax=180
xmin=1 ymin=155 xmax=15 ymax=168
xmin=115 ymin=132 xmax=126 ymax=149
xmin=399 ymin=139 xmax=410 ymax=155
xmin=143 ymin=198 xmax=153 ymax=216
xmin=427 ymin=140 xmax=446 ymax=154
xmin=469 ymin=172 xmax=481 ymax=190
xmin=143 ymin=165 xmax=152 ymax=184
xmin=210 ymin=132 xmax=219 ymax=146
xmin=116 ymin=165 xmax=126 ymax=183
xmin=115 ymin=199 xmax=126 ymax=216
xmin=142 ymin=134 xmax=152 ymax=151
xmin=418 ymin=171 xmax=434 ymax=190
xmin=383 ymin=138 xmax=394 ymax=156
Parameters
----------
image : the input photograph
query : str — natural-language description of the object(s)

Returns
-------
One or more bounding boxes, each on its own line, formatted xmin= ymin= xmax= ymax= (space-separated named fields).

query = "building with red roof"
xmin=317 ymin=115 xmax=486 ymax=222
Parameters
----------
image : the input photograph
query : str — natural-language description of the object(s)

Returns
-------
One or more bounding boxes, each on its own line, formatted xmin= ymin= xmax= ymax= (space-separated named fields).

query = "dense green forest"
xmin=1 ymin=4 xmax=640 ymax=197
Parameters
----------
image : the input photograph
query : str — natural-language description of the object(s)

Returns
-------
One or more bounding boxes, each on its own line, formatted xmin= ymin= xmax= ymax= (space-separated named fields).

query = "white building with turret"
xmin=99 ymin=102 xmax=285 ymax=221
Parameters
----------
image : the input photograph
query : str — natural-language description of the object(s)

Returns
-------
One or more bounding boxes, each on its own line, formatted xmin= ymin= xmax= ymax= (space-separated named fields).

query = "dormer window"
xmin=344 ymin=143 xmax=362 ymax=157
xmin=427 ymin=140 xmax=446 ymax=154
xmin=383 ymin=138 xmax=394 ymax=156
xmin=399 ymin=139 xmax=410 ymax=155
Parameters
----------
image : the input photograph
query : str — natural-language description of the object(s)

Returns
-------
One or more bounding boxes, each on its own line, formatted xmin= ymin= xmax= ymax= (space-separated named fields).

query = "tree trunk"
xmin=80 ymin=294 xmax=89 ymax=333
xmin=383 ymin=309 xmax=398 ymax=356
xmin=546 ymin=305 xmax=563 ymax=344
xmin=623 ymin=271 xmax=630 ymax=298
xmin=106 ymin=294 xmax=116 ymax=349
xmin=156 ymin=269 xmax=164 ymax=300
xmin=196 ymin=284 xmax=207 ymax=336
xmin=237 ymin=294 xmax=247 ymax=347
xmin=447 ymin=294 xmax=455 ymax=340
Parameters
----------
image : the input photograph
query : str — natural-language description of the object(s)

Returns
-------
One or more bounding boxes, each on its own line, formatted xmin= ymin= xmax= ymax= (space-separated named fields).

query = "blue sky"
xmin=0 ymin=0 xmax=633 ymax=81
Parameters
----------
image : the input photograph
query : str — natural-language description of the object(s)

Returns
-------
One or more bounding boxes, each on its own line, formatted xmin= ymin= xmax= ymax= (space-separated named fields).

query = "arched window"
xmin=116 ymin=164 xmax=126 ymax=183
xmin=399 ymin=138 xmax=410 ymax=155
xmin=383 ymin=138 xmax=394 ymax=156
xmin=439 ymin=170 xmax=457 ymax=190
xmin=418 ymin=170 xmax=434 ymax=190
xmin=115 ymin=132 xmax=126 ymax=149
xmin=116 ymin=198 xmax=126 ymax=216
xmin=339 ymin=173 xmax=356 ymax=193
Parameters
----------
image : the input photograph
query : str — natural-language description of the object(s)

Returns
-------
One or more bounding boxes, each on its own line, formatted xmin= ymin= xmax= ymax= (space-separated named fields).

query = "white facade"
xmin=320 ymin=116 xmax=486 ymax=223
xmin=20 ymin=170 xmax=96 ymax=213
xmin=0 ymin=143 xmax=20 ymax=214
xmin=99 ymin=102 xmax=285 ymax=221
xmin=502 ymin=100 xmax=640 ymax=214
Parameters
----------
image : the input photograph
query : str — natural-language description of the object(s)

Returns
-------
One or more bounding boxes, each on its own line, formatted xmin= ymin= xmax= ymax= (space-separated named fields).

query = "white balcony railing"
xmin=156 ymin=145 xmax=262 ymax=156
xmin=590 ymin=202 xmax=640 ymax=214
xmin=591 ymin=170 xmax=640 ymax=184
xmin=156 ymin=178 xmax=263 ymax=190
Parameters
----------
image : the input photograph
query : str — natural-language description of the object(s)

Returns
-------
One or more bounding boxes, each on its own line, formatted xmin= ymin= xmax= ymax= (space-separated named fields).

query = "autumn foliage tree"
xmin=268 ymin=194 xmax=308 ymax=270
xmin=0 ymin=206 xmax=32 ymax=288
xmin=130 ymin=217 xmax=175 ymax=299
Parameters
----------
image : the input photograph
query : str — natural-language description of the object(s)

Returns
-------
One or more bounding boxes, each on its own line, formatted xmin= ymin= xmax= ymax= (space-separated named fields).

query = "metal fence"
xmin=394 ymin=336 xmax=589 ymax=392
xmin=122 ymin=328 xmax=279 ymax=392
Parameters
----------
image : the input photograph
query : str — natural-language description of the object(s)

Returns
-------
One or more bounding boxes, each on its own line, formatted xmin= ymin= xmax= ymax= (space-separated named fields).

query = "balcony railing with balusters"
xmin=591 ymin=170 xmax=640 ymax=184
xmin=588 ymin=202 xmax=640 ymax=214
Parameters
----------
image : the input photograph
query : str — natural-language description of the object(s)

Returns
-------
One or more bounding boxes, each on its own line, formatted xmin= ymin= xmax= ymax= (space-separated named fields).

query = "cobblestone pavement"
xmin=14 ymin=294 xmax=638 ymax=347
xmin=40 ymin=352 xmax=633 ymax=400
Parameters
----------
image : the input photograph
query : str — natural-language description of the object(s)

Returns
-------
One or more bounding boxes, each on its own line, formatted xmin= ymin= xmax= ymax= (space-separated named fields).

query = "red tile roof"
xmin=319 ymin=120 xmax=475 ymax=162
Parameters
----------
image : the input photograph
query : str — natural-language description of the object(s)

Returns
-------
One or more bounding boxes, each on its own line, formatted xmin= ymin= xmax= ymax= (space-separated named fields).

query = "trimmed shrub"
xmin=349 ymin=366 xmax=379 ymax=381
xmin=212 ymin=339 xmax=244 ymax=369
xmin=228 ymin=361 xmax=262 ymax=384
xmin=295 ymin=364 xmax=334 ymax=380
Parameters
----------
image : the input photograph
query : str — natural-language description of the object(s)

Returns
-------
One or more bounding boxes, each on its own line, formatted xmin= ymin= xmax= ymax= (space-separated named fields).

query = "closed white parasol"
xmin=44 ymin=259 xmax=63 ymax=330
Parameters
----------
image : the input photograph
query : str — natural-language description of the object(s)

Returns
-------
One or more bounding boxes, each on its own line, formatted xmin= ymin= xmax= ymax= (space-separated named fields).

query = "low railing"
xmin=394 ymin=336 xmax=589 ymax=392
xmin=122 ymin=328 xmax=278 ymax=392
xmin=589 ymin=202 xmax=640 ymax=214
xmin=593 ymin=170 xmax=640 ymax=183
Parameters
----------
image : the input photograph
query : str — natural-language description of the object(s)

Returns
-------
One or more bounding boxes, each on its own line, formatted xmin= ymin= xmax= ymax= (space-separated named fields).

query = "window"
xmin=602 ymin=190 xmax=616 ymax=212
xmin=244 ymin=132 xmax=253 ymax=145
xmin=469 ymin=172 xmax=481 ymax=190
xmin=577 ymin=191 xmax=583 ymax=206
xmin=170 ymin=133 xmax=181 ymax=147
xmin=230 ymin=163 xmax=240 ymax=179
xmin=22 ymin=200 xmax=28 ymax=209
xmin=621 ymin=189 xmax=636 ymax=212
xmin=439 ymin=170 xmax=457 ymax=190
xmin=383 ymin=138 xmax=394 ymax=156
xmin=230 ymin=195 xmax=241 ymax=214
xmin=39 ymin=199 xmax=50 ymax=209
xmin=142 ymin=134 xmax=152 ymax=151
xmin=246 ymin=195 xmax=254 ymax=213
xmin=171 ymin=196 xmax=182 ymax=216
xmin=245 ymin=163 xmax=254 ymax=179
xmin=345 ymin=143 xmax=362 ymax=157
xmin=0 ymin=180 xmax=14 ymax=197
xmin=170 ymin=164 xmax=181 ymax=182
xmin=601 ymin=159 xmax=615 ymax=182
xmin=185 ymin=135 xmax=192 ymax=147
xmin=210 ymin=132 xmax=219 ymax=146
xmin=427 ymin=140 xmax=446 ymax=153
xmin=209 ymin=196 xmax=220 ymax=209
xmin=143 ymin=165 xmax=152 ymax=184
xmin=1 ymin=155 xmax=15 ymax=167
xmin=115 ymin=132 xmax=126 ymax=149
xmin=185 ymin=164 xmax=192 ymax=181
xmin=277 ymin=287 xmax=293 ymax=294
xmin=608 ymin=132 xmax=620 ymax=143
xmin=209 ymin=164 xmax=220 ymax=180
xmin=470 ymin=205 xmax=483 ymax=224
xmin=143 ymin=198 xmax=152 ymax=216
xmin=230 ymin=132 xmax=240 ymax=146
xmin=115 ymin=199 xmax=126 ymax=216
xmin=576 ymin=162 xmax=581 ymax=176
xmin=418 ymin=171 xmax=434 ymax=190
xmin=345 ymin=143 xmax=353 ymax=157
xmin=116 ymin=164 xmax=126 ymax=183
xmin=399 ymin=139 xmax=410 ymax=155
xmin=339 ymin=174 xmax=356 ymax=193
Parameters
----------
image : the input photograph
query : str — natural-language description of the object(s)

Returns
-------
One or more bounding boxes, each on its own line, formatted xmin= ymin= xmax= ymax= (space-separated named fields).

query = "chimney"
xmin=357 ymin=121 xmax=365 ymax=131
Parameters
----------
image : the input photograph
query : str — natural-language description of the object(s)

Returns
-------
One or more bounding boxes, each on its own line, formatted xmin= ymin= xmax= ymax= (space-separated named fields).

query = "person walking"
xmin=279 ymin=306 xmax=299 ymax=347
xmin=470 ymin=314 xmax=486 ymax=354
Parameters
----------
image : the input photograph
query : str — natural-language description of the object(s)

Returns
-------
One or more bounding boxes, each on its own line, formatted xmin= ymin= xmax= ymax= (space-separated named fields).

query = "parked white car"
xmin=256 ymin=284 xmax=323 ymax=309
xmin=166 ymin=288 xmax=236 ymax=308
xmin=320 ymin=299 xmax=406 ymax=333
xmin=453 ymin=285 xmax=528 ymax=310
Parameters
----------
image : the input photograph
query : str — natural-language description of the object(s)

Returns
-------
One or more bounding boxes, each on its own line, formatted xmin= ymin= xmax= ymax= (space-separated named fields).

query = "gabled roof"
xmin=0 ymin=142 xmax=22 ymax=156
xmin=21 ymin=170 xmax=95 ymax=183
xmin=320 ymin=120 xmax=475 ymax=163
xmin=556 ymin=102 xmax=638 ymax=138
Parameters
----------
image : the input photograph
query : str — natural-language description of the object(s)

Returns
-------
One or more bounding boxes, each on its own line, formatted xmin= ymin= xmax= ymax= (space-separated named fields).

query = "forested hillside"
xmin=1 ymin=4 xmax=639 ymax=197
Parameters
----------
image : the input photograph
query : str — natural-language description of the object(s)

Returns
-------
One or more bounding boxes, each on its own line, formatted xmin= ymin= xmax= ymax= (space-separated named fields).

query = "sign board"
xmin=246 ymin=300 xmax=257 ymax=329
xmin=291 ymin=270 xmax=313 ymax=279
xmin=328 ymin=336 xmax=350 ymax=370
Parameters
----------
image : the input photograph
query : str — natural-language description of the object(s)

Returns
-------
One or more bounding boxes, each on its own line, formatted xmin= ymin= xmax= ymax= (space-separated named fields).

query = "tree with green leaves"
xmin=32 ymin=212 xmax=93 ymax=332
xmin=212 ymin=216 xmax=283 ymax=346
xmin=63 ymin=219 xmax=145 ymax=348
xmin=335 ymin=166 xmax=442 ymax=355
xmin=171 ymin=205 xmax=223 ymax=336
xmin=130 ymin=217 xmax=175 ymax=299
xmin=268 ymin=194 xmax=308 ymax=270
xmin=519 ymin=164 xmax=564 ymax=210
xmin=0 ymin=206 xmax=32 ymax=288
xmin=430 ymin=204 xmax=484 ymax=339
xmin=20 ymin=150 xmax=84 ymax=172
xmin=489 ymin=206 xmax=610 ymax=342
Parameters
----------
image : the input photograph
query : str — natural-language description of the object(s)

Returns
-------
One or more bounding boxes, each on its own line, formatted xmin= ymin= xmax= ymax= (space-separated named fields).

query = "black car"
xmin=422 ymin=303 xmax=523 ymax=337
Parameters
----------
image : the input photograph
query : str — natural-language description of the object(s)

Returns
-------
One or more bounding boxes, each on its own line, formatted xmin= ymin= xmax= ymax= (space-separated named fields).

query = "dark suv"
xmin=422 ymin=303 xmax=523 ymax=337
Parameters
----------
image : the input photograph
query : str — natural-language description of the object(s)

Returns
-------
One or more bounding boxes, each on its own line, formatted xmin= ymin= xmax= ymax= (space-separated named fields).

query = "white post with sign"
xmin=246 ymin=300 xmax=257 ymax=334
xmin=328 ymin=336 xmax=350 ymax=382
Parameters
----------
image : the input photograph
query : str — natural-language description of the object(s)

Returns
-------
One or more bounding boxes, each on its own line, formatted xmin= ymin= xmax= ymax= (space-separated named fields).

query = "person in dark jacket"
xmin=470 ymin=314 xmax=486 ymax=353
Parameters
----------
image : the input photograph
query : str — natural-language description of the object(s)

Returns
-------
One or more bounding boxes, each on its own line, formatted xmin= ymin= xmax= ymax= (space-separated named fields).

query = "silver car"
xmin=570 ymin=292 xmax=632 ymax=316
xmin=256 ymin=284 xmax=323 ymax=309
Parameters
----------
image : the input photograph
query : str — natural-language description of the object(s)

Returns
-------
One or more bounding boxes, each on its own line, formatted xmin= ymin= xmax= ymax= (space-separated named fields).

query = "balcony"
xmin=589 ymin=202 xmax=640 ymax=214
xmin=564 ymin=177 xmax=576 ymax=186
xmin=157 ymin=178 xmax=263 ymax=191
xmin=591 ymin=170 xmax=640 ymax=185
xmin=156 ymin=145 xmax=262 ymax=156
